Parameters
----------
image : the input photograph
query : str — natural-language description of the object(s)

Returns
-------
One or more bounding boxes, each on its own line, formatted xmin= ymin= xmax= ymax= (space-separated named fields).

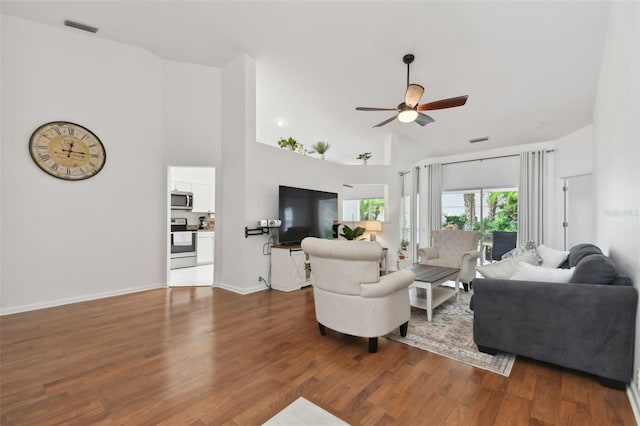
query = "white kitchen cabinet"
xmin=197 ymin=231 xmax=215 ymax=265
xmin=271 ymin=246 xmax=310 ymax=292
xmin=174 ymin=181 xmax=192 ymax=192
xmin=191 ymin=183 xmax=215 ymax=213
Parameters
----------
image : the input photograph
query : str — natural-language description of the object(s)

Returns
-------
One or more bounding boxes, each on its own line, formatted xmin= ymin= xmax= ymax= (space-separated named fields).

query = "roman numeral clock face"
xmin=29 ymin=121 xmax=106 ymax=180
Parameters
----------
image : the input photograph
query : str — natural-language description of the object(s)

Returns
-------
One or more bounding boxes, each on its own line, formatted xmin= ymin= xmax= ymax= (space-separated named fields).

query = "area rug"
xmin=263 ymin=397 xmax=349 ymax=425
xmin=385 ymin=286 xmax=516 ymax=376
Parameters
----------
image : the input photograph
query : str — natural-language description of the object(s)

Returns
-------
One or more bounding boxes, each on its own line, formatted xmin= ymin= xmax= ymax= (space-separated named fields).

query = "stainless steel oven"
xmin=170 ymin=218 xmax=197 ymax=269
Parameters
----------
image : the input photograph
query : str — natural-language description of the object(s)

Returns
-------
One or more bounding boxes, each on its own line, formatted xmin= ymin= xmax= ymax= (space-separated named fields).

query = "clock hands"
xmin=57 ymin=139 xmax=87 ymax=159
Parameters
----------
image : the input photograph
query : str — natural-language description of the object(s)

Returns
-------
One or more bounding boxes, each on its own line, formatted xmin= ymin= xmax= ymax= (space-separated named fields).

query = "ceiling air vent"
xmin=469 ymin=137 xmax=489 ymax=144
xmin=64 ymin=20 xmax=98 ymax=33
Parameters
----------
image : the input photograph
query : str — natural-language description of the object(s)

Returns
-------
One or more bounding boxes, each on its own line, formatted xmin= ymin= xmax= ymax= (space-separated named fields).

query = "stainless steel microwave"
xmin=171 ymin=191 xmax=193 ymax=210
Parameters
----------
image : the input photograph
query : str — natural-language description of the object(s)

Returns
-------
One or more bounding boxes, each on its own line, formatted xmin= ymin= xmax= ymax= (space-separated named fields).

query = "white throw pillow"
xmin=510 ymin=261 xmax=575 ymax=283
xmin=476 ymin=251 xmax=540 ymax=279
xmin=501 ymin=241 xmax=543 ymax=264
xmin=536 ymin=244 xmax=570 ymax=267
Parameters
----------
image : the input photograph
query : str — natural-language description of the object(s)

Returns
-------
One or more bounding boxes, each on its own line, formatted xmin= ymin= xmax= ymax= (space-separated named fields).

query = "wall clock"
xmin=29 ymin=121 xmax=106 ymax=181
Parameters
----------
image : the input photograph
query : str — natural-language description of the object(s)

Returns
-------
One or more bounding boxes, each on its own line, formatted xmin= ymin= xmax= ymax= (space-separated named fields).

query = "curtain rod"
xmin=428 ymin=149 xmax=555 ymax=167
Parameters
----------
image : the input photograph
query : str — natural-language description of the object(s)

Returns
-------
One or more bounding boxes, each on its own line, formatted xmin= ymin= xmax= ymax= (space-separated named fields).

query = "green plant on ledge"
xmin=357 ymin=152 xmax=372 ymax=165
xmin=312 ymin=141 xmax=331 ymax=159
xmin=340 ymin=224 xmax=366 ymax=240
xmin=401 ymin=239 xmax=409 ymax=250
xmin=278 ymin=136 xmax=305 ymax=154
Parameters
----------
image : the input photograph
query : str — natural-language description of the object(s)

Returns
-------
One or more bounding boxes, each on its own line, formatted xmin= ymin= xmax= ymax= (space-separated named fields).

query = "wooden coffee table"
xmin=405 ymin=264 xmax=460 ymax=321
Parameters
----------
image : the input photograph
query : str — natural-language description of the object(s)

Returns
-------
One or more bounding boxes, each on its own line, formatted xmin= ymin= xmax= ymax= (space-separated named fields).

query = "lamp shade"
xmin=364 ymin=220 xmax=383 ymax=232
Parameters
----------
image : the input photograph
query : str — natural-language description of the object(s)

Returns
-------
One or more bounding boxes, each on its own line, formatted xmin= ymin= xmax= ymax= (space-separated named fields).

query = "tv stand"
xmin=271 ymin=246 xmax=310 ymax=292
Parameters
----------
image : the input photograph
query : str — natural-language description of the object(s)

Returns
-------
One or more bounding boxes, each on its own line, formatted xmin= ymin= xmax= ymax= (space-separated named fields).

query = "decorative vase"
xmin=321 ymin=153 xmax=325 ymax=160
xmin=362 ymin=159 xmax=368 ymax=165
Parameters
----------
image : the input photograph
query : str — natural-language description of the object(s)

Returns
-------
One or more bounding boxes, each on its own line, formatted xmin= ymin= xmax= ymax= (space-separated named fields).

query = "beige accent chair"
xmin=301 ymin=237 xmax=415 ymax=353
xmin=418 ymin=230 xmax=482 ymax=292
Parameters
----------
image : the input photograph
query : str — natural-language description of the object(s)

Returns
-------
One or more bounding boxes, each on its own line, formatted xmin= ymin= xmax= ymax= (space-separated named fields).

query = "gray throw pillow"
xmin=568 ymin=243 xmax=603 ymax=267
xmin=569 ymin=254 xmax=617 ymax=285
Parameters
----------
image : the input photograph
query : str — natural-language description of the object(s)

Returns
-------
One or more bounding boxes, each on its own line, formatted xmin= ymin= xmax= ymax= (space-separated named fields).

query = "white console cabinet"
xmin=271 ymin=246 xmax=310 ymax=292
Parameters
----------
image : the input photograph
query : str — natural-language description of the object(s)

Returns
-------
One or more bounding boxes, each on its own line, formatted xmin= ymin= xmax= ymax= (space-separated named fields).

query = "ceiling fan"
xmin=356 ymin=54 xmax=468 ymax=128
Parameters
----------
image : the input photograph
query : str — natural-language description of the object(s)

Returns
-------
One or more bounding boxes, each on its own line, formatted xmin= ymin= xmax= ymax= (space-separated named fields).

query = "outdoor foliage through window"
xmin=442 ymin=190 xmax=518 ymax=232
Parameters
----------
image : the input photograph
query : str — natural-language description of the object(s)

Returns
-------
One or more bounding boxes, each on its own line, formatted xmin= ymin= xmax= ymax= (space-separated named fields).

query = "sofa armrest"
xmin=360 ymin=269 xmax=415 ymax=298
xmin=417 ymin=247 xmax=438 ymax=264
xmin=473 ymin=278 xmax=638 ymax=382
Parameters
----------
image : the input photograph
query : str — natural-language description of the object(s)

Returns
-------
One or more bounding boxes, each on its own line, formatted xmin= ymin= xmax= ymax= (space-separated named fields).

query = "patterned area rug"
xmin=386 ymin=286 xmax=516 ymax=376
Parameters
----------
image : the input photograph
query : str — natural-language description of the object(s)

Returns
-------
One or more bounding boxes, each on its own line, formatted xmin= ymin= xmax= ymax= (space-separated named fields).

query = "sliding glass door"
xmin=442 ymin=188 xmax=518 ymax=259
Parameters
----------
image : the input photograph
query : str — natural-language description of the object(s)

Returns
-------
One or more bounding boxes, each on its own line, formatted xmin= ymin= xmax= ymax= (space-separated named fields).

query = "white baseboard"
xmin=0 ymin=283 xmax=165 ymax=315
xmin=214 ymin=281 xmax=267 ymax=295
xmin=627 ymin=385 xmax=640 ymax=425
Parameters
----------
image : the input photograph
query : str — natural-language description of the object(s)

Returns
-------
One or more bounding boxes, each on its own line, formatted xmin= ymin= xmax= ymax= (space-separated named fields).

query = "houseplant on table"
xmin=340 ymin=224 xmax=366 ymax=240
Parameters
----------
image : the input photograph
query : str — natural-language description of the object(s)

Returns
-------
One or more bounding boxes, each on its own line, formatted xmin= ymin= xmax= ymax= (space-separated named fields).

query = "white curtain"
xmin=518 ymin=150 xmax=548 ymax=245
xmin=419 ymin=163 xmax=442 ymax=247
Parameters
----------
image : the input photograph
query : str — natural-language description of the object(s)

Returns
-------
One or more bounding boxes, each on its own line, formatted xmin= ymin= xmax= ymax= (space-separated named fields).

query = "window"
xmin=342 ymin=198 xmax=385 ymax=222
xmin=441 ymin=188 xmax=518 ymax=233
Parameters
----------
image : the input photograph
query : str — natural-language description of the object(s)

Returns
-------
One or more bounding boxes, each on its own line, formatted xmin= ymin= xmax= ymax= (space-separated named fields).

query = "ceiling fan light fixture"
xmin=398 ymin=109 xmax=418 ymax=123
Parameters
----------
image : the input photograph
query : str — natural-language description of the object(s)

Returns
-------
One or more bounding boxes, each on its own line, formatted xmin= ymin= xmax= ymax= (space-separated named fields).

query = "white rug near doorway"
xmin=263 ymin=397 xmax=349 ymax=426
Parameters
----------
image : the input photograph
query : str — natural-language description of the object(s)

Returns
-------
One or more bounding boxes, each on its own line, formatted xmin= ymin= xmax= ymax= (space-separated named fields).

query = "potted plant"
xmin=401 ymin=239 xmax=409 ymax=251
xmin=340 ymin=224 xmax=366 ymax=240
xmin=277 ymin=136 xmax=305 ymax=153
xmin=398 ymin=249 xmax=406 ymax=260
xmin=357 ymin=152 xmax=372 ymax=165
xmin=312 ymin=141 xmax=330 ymax=159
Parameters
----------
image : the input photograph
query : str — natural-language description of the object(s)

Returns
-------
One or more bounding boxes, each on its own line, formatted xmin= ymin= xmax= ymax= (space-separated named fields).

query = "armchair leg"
xmin=368 ymin=337 xmax=378 ymax=353
xmin=462 ymin=282 xmax=469 ymax=292
xmin=318 ymin=322 xmax=326 ymax=336
xmin=399 ymin=321 xmax=409 ymax=337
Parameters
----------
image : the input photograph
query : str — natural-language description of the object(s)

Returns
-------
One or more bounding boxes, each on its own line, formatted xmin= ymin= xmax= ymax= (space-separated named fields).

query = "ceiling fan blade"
xmin=415 ymin=113 xmax=435 ymax=126
xmin=405 ymin=84 xmax=424 ymax=108
xmin=373 ymin=115 xmax=398 ymax=128
xmin=418 ymin=95 xmax=468 ymax=111
xmin=356 ymin=107 xmax=399 ymax=111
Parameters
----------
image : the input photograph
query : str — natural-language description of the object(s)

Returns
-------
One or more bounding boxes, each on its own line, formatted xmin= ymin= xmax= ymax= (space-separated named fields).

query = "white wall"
xmin=162 ymin=60 xmax=221 ymax=167
xmin=0 ymin=16 xmax=166 ymax=311
xmin=0 ymin=16 xmax=224 ymax=313
xmin=591 ymin=1 xmax=639 ymax=409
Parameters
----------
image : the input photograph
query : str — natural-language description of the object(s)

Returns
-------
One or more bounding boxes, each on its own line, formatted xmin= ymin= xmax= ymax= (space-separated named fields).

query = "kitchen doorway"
xmin=167 ymin=166 xmax=216 ymax=286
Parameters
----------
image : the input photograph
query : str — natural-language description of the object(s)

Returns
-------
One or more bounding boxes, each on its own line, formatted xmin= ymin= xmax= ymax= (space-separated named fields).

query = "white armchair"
xmin=301 ymin=237 xmax=415 ymax=353
xmin=418 ymin=230 xmax=482 ymax=291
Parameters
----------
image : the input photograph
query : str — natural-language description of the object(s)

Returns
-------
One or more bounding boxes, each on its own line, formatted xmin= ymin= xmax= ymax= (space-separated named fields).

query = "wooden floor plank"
xmin=0 ymin=287 xmax=635 ymax=425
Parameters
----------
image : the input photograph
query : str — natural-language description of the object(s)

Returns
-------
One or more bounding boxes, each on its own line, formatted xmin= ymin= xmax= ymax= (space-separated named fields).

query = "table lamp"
xmin=364 ymin=220 xmax=383 ymax=241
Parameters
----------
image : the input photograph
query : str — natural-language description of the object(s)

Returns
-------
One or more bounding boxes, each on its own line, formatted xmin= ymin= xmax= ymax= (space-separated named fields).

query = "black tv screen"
xmin=278 ymin=185 xmax=338 ymax=246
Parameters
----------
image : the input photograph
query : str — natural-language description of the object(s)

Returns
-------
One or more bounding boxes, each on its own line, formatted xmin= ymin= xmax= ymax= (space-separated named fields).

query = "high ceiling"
xmin=1 ymin=1 xmax=611 ymax=166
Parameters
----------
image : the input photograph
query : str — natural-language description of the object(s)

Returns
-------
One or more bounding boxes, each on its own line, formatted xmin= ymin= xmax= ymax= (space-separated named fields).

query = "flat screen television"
xmin=278 ymin=185 xmax=338 ymax=246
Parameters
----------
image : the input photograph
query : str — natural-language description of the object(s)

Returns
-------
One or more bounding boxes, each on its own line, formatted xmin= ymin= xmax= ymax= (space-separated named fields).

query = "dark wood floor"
xmin=0 ymin=286 xmax=635 ymax=425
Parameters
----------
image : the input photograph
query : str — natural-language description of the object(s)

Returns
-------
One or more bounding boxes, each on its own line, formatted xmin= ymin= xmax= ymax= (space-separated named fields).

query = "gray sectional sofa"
xmin=472 ymin=243 xmax=637 ymax=389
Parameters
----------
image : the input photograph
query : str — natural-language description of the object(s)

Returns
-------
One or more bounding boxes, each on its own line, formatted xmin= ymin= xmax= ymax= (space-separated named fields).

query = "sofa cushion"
xmin=476 ymin=251 xmax=540 ymax=279
xmin=568 ymin=243 xmax=603 ymax=267
xmin=536 ymin=244 xmax=569 ymax=268
xmin=510 ymin=261 xmax=575 ymax=283
xmin=569 ymin=254 xmax=618 ymax=285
